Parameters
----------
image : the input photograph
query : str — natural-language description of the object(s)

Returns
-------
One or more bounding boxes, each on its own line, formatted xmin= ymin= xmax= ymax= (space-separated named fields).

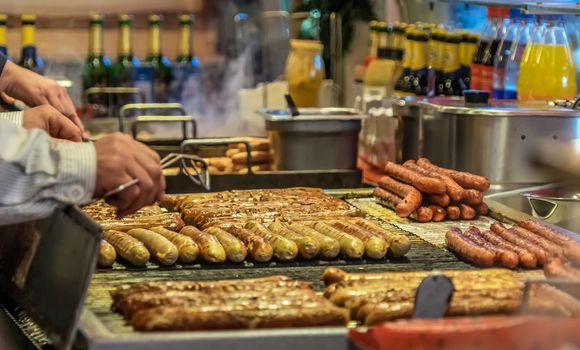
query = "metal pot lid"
xmin=522 ymin=188 xmax=580 ymax=202
xmin=418 ymin=98 xmax=580 ymax=118
xmin=259 ymin=108 xmax=363 ymax=122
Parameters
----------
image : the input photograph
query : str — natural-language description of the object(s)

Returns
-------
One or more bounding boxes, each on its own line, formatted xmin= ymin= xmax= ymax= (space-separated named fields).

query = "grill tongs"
xmin=102 ymin=153 xmax=210 ymax=199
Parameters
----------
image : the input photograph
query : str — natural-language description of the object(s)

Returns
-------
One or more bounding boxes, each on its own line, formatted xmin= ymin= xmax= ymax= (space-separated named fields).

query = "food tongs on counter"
xmin=103 ymin=153 xmax=210 ymax=199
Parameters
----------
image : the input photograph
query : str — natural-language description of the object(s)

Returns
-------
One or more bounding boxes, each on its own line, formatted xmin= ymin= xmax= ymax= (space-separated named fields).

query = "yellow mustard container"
xmin=285 ymin=39 xmax=325 ymax=107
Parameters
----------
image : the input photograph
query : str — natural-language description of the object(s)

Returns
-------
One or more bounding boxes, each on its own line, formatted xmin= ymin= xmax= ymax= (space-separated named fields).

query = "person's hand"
xmin=0 ymin=61 xmax=86 ymax=136
xmin=93 ymin=133 xmax=165 ymax=217
xmin=22 ymin=105 xmax=83 ymax=142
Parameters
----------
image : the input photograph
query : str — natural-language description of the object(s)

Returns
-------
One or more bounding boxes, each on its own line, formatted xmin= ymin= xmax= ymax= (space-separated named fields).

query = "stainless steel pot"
xmin=522 ymin=188 xmax=580 ymax=234
xmin=392 ymin=96 xmax=422 ymax=162
xmin=260 ymin=108 xmax=362 ymax=170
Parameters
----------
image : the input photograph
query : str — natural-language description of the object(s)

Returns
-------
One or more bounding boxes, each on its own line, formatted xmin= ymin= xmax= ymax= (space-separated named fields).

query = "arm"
xmin=0 ymin=120 xmax=95 ymax=225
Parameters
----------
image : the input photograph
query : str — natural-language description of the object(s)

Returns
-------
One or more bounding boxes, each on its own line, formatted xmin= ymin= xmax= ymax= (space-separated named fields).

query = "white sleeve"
xmin=0 ymin=111 xmax=23 ymax=126
xmin=0 ymin=120 xmax=97 ymax=225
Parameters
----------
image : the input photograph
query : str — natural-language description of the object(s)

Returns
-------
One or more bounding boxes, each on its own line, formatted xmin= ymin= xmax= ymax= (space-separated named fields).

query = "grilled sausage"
xmin=377 ymin=176 xmax=422 ymax=218
xmin=231 ymin=151 xmax=270 ymax=165
xmin=427 ymin=193 xmax=451 ymax=207
xmin=544 ymin=258 xmax=580 ymax=280
xmin=99 ymin=213 xmax=185 ymax=232
xmin=180 ymin=226 xmax=227 ymax=263
xmin=417 ymin=158 xmax=490 ymax=192
xmin=462 ymin=189 xmax=484 ymax=205
xmin=98 ymin=239 xmax=117 ymax=267
xmin=446 ymin=205 xmax=461 ymax=220
xmin=410 ymin=206 xmax=434 ymax=223
xmin=245 ymin=221 xmax=298 ymax=261
xmin=517 ymin=220 xmax=576 ymax=246
xmin=127 ymin=229 xmax=179 ymax=266
xmin=462 ymin=226 xmax=519 ymax=269
xmin=373 ymin=187 xmax=402 ymax=206
xmin=565 ymin=243 xmax=580 ymax=268
xmin=268 ymin=221 xmax=320 ymax=260
xmin=330 ymin=221 xmax=388 ymax=259
xmin=509 ymin=226 xmax=563 ymax=258
xmin=204 ymin=227 xmax=247 ymax=263
xmin=480 ymin=230 xmax=537 ymax=269
xmin=351 ymin=219 xmax=411 ymax=258
xmin=490 ymin=222 xmax=548 ymax=266
xmin=428 ymin=205 xmax=447 ymax=222
xmin=104 ymin=230 xmax=150 ymax=267
xmin=445 ymin=227 xmax=495 ymax=267
xmin=459 ymin=204 xmax=477 ymax=220
xmin=384 ymin=161 xmax=446 ymax=194
xmin=403 ymin=160 xmax=464 ymax=201
xmin=287 ymin=222 xmax=340 ymax=259
xmin=148 ymin=227 xmax=199 ymax=264
xmin=313 ymin=222 xmax=364 ymax=259
xmin=225 ymin=226 xmax=273 ymax=262
xmin=474 ymin=202 xmax=489 ymax=216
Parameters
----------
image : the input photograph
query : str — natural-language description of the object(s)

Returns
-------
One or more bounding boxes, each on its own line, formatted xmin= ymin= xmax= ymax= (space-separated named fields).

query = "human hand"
xmin=0 ymin=61 xmax=86 ymax=136
xmin=22 ymin=105 xmax=83 ymax=142
xmin=93 ymin=133 xmax=166 ymax=217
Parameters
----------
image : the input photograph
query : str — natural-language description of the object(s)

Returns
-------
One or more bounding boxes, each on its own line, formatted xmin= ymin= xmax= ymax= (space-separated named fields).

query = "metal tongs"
xmin=102 ymin=153 xmax=210 ymax=199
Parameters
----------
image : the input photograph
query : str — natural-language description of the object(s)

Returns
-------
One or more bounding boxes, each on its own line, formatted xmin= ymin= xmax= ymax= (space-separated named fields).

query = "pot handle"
xmin=527 ymin=197 xmax=558 ymax=220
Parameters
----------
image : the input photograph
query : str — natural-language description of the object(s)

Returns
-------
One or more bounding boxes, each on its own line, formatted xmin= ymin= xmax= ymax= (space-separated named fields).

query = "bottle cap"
xmin=0 ymin=14 xmax=7 ymax=25
xmin=148 ymin=14 xmax=162 ymax=25
xmin=21 ymin=14 xmax=36 ymax=24
xmin=119 ymin=14 xmax=132 ymax=25
xmin=179 ymin=14 xmax=194 ymax=25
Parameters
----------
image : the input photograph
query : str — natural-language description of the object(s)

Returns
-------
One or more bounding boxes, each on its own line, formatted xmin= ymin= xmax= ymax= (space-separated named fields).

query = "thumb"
xmin=49 ymin=115 xmax=83 ymax=142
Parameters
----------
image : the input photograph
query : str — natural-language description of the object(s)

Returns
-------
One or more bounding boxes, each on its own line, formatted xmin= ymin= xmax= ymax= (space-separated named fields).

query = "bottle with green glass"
xmin=146 ymin=15 xmax=171 ymax=102
xmin=110 ymin=15 xmax=139 ymax=87
xmin=82 ymin=14 xmax=110 ymax=91
xmin=19 ymin=14 xmax=44 ymax=74
xmin=170 ymin=14 xmax=201 ymax=103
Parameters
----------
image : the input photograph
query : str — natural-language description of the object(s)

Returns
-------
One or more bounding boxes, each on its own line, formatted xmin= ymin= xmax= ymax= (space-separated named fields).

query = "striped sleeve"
xmin=0 ymin=111 xmax=23 ymax=126
xmin=0 ymin=120 xmax=97 ymax=225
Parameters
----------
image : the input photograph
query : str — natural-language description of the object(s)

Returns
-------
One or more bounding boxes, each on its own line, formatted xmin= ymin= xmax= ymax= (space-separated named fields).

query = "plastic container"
xmin=503 ymin=13 xmax=534 ymax=100
xmin=471 ymin=7 xmax=505 ymax=91
xmin=492 ymin=9 xmax=521 ymax=99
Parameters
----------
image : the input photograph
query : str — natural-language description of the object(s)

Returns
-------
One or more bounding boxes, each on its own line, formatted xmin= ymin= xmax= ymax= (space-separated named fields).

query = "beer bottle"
xmin=0 ymin=14 xmax=7 ymax=57
xmin=110 ymin=15 xmax=139 ymax=87
xmin=394 ymin=24 xmax=414 ymax=95
xmin=146 ymin=15 xmax=171 ymax=102
xmin=19 ymin=15 xmax=44 ymax=74
xmin=82 ymin=15 xmax=110 ymax=91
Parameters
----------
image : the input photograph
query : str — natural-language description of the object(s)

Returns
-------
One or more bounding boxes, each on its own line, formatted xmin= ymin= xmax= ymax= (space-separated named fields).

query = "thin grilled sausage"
xmin=426 ymin=193 xmax=451 ymax=207
xmin=204 ymin=227 xmax=248 ymax=263
xmin=445 ymin=227 xmax=495 ymax=267
xmin=352 ymin=219 xmax=411 ymax=258
xmin=459 ymin=204 xmax=476 ymax=220
xmin=373 ymin=187 xmax=402 ymax=206
xmin=98 ymin=239 xmax=117 ymax=267
xmin=417 ymin=157 xmax=490 ymax=192
xmin=226 ymin=226 xmax=273 ymax=262
xmin=384 ymin=161 xmax=445 ymax=194
xmin=149 ymin=227 xmax=199 ymax=264
xmin=446 ymin=206 xmax=461 ymax=220
xmin=330 ymin=221 xmax=388 ymax=259
xmin=404 ymin=160 xmax=464 ymax=201
xmin=287 ymin=222 xmax=340 ymax=259
xmin=517 ymin=220 xmax=576 ymax=246
xmin=377 ymin=176 xmax=422 ymax=218
xmin=510 ymin=226 xmax=563 ymax=258
xmin=565 ymin=243 xmax=580 ymax=268
xmin=245 ymin=221 xmax=298 ymax=261
xmin=180 ymin=226 xmax=227 ymax=263
xmin=462 ymin=189 xmax=484 ymax=205
xmin=544 ymin=258 xmax=580 ymax=280
xmin=104 ymin=230 xmax=150 ymax=267
xmin=268 ymin=221 xmax=320 ymax=260
xmin=428 ymin=205 xmax=447 ymax=222
xmin=313 ymin=222 xmax=364 ymax=259
xmin=480 ymin=229 xmax=537 ymax=269
xmin=490 ymin=222 xmax=548 ymax=265
xmin=474 ymin=202 xmax=489 ymax=216
xmin=409 ymin=206 xmax=433 ymax=223
xmin=462 ymin=226 xmax=519 ymax=269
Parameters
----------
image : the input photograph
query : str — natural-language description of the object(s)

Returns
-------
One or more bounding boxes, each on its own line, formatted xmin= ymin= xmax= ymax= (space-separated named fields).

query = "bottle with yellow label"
xmin=459 ymin=32 xmax=478 ymax=90
xmin=19 ymin=14 xmax=44 ymax=74
xmin=364 ymin=22 xmax=394 ymax=99
xmin=437 ymin=33 xmax=465 ymax=96
xmin=285 ymin=39 xmax=325 ymax=107
xmin=394 ymin=24 xmax=414 ymax=95
xmin=407 ymin=29 xmax=430 ymax=96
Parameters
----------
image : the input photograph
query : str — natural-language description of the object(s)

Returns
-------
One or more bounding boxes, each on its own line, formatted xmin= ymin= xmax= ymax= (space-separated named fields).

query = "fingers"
xmin=131 ymin=153 xmax=160 ymax=212
xmin=51 ymin=117 xmax=83 ymax=142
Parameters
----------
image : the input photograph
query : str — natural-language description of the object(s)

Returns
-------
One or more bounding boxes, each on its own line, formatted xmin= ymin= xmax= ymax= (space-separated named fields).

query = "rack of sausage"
xmin=322 ymin=267 xmax=580 ymax=326
xmin=110 ymin=275 xmax=349 ymax=331
xmin=445 ymin=219 xmax=580 ymax=270
xmin=373 ymin=158 xmax=490 ymax=222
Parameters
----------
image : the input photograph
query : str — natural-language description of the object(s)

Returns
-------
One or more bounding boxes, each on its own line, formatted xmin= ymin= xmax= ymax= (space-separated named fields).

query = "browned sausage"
xmin=226 ymin=226 xmax=273 ymax=262
xmin=459 ymin=204 xmax=476 ymax=220
xmin=329 ymin=221 xmax=388 ymax=259
xmin=427 ymin=193 xmax=451 ymax=207
xmin=510 ymin=226 xmax=563 ymax=258
xmin=462 ymin=226 xmax=519 ymax=269
xmin=565 ymin=243 xmax=580 ymax=268
xmin=490 ymin=222 xmax=548 ymax=265
xmin=384 ymin=161 xmax=445 ymax=194
xmin=377 ymin=176 xmax=422 ymax=218
xmin=417 ymin=157 xmax=490 ymax=192
xmin=480 ymin=230 xmax=537 ymax=269
xmin=462 ymin=189 xmax=484 ymax=205
xmin=445 ymin=227 xmax=495 ymax=267
xmin=409 ymin=206 xmax=433 ymax=223
xmin=517 ymin=220 xmax=576 ymax=246
xmin=403 ymin=160 xmax=464 ymax=201
xmin=446 ymin=206 xmax=461 ymax=220
xmin=428 ymin=205 xmax=446 ymax=222
xmin=350 ymin=219 xmax=411 ymax=258
xmin=544 ymin=258 xmax=580 ymax=280
xmin=474 ymin=202 xmax=489 ymax=216
xmin=373 ymin=187 xmax=402 ymax=206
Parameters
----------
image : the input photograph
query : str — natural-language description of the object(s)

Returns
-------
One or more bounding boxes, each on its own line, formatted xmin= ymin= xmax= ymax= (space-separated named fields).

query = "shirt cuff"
xmin=54 ymin=141 xmax=97 ymax=205
xmin=0 ymin=111 xmax=23 ymax=126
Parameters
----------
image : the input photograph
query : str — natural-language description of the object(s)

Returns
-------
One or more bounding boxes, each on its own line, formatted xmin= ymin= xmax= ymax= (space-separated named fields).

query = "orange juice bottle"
xmin=517 ymin=23 xmax=545 ymax=100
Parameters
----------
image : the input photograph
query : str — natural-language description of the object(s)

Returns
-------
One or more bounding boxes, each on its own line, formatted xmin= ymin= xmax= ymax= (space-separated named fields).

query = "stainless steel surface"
xmin=260 ymin=108 xmax=362 ymax=170
xmin=180 ymin=138 xmax=254 ymax=173
xmin=392 ymin=96 xmax=424 ymax=162
xmin=0 ymin=206 xmax=101 ymax=350
xmin=419 ymin=98 xmax=580 ymax=185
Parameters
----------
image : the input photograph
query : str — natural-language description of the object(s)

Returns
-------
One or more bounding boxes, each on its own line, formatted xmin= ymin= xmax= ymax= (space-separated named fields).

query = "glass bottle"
xmin=518 ymin=21 xmax=546 ymax=100
xmin=481 ymin=7 xmax=509 ymax=93
xmin=504 ymin=14 xmax=534 ymax=99
xmin=492 ymin=9 xmax=520 ymax=99
xmin=459 ymin=32 xmax=478 ymax=90
xmin=110 ymin=15 xmax=139 ymax=87
xmin=285 ymin=39 xmax=325 ymax=107
xmin=471 ymin=7 xmax=502 ymax=90
xmin=19 ymin=14 xmax=44 ymax=75
xmin=408 ymin=29 xmax=430 ymax=96
xmin=82 ymin=14 xmax=111 ymax=91
xmin=0 ymin=14 xmax=7 ymax=57
xmin=438 ymin=32 xmax=465 ymax=96
xmin=146 ymin=15 xmax=172 ymax=102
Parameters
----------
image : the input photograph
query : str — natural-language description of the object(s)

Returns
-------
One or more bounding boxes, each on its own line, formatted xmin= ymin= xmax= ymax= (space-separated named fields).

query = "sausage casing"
xmin=409 ymin=206 xmax=433 ymax=223
xmin=462 ymin=189 xmax=484 ymax=205
xmin=445 ymin=227 xmax=495 ymax=267
xmin=462 ymin=227 xmax=519 ymax=269
xmin=351 ymin=219 xmax=411 ymax=258
xmin=180 ymin=226 xmax=227 ymax=263
xmin=287 ymin=222 xmax=340 ymax=259
xmin=205 ymin=227 xmax=248 ymax=263
xmin=245 ymin=221 xmax=298 ymax=261
xmin=98 ymin=239 xmax=117 ymax=267
xmin=403 ymin=160 xmax=464 ymax=201
xmin=104 ymin=230 xmax=150 ymax=267
xmin=417 ymin=157 xmax=490 ymax=192
xmin=268 ymin=221 xmax=320 ymax=260
xmin=384 ymin=161 xmax=446 ymax=194
xmin=377 ymin=176 xmax=422 ymax=218
xmin=226 ymin=226 xmax=273 ymax=262
xmin=459 ymin=204 xmax=477 ymax=220
xmin=517 ymin=220 xmax=575 ymax=246
xmin=148 ymin=226 xmax=199 ymax=264
xmin=330 ymin=221 xmax=388 ymax=259
xmin=427 ymin=193 xmax=451 ymax=207
xmin=490 ymin=222 xmax=548 ymax=266
xmin=565 ymin=243 xmax=580 ymax=268
xmin=446 ymin=206 xmax=461 ymax=220
xmin=127 ymin=228 xmax=179 ymax=266
xmin=313 ymin=222 xmax=364 ymax=259
xmin=479 ymin=229 xmax=537 ymax=269
xmin=428 ymin=205 xmax=447 ymax=222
